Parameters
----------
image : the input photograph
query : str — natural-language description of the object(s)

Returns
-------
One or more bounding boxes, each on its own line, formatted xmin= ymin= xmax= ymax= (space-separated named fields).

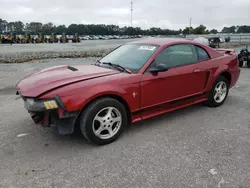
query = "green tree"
xmin=55 ymin=25 xmax=67 ymax=34
xmin=42 ymin=22 xmax=55 ymax=35
xmin=221 ymin=26 xmax=236 ymax=33
xmin=210 ymin=29 xmax=218 ymax=34
xmin=13 ymin=21 xmax=24 ymax=34
xmin=237 ymin=25 xmax=250 ymax=33
xmin=0 ymin=18 xmax=8 ymax=33
xmin=182 ymin=27 xmax=193 ymax=35
xmin=193 ymin=25 xmax=207 ymax=34
xmin=25 ymin=22 xmax=43 ymax=34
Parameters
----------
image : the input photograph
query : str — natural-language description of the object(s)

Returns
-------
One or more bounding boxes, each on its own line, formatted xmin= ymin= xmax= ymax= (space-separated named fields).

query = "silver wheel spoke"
xmin=218 ymin=82 xmax=222 ymax=90
xmin=95 ymin=125 xmax=105 ymax=136
xmin=217 ymin=82 xmax=223 ymax=91
xmin=217 ymin=95 xmax=222 ymax=101
xmin=112 ymin=117 xmax=121 ymax=123
xmin=107 ymin=126 xmax=114 ymax=137
xmin=107 ymin=107 xmax=114 ymax=117
xmin=95 ymin=116 xmax=103 ymax=123
xmin=214 ymin=92 xmax=219 ymax=99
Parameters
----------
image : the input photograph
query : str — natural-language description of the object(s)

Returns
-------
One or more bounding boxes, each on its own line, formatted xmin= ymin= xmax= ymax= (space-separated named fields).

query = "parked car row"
xmin=0 ymin=34 xmax=78 ymax=44
xmin=81 ymin=35 xmax=142 ymax=40
xmin=0 ymin=34 xmax=143 ymax=44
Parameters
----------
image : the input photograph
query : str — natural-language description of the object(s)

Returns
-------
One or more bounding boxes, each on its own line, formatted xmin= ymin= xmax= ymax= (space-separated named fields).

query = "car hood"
xmin=16 ymin=64 xmax=120 ymax=97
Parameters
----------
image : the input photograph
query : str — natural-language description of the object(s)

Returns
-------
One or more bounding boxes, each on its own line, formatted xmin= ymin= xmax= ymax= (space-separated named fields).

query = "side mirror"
xmin=149 ymin=63 xmax=168 ymax=73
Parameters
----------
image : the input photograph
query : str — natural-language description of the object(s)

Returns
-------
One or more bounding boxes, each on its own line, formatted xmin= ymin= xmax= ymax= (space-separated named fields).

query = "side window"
xmin=196 ymin=46 xmax=210 ymax=61
xmin=152 ymin=44 xmax=198 ymax=69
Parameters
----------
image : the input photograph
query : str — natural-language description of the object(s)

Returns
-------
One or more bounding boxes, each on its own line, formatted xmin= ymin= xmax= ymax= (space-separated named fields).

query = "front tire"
xmin=80 ymin=97 xmax=128 ymax=145
xmin=205 ymin=76 xmax=229 ymax=107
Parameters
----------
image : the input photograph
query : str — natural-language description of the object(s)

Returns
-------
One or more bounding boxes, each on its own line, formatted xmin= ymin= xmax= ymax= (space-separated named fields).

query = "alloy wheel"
xmin=213 ymin=81 xmax=228 ymax=103
xmin=92 ymin=107 xmax=122 ymax=139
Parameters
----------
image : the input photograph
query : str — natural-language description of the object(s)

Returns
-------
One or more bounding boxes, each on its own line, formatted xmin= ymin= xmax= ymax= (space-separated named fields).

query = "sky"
xmin=0 ymin=0 xmax=249 ymax=31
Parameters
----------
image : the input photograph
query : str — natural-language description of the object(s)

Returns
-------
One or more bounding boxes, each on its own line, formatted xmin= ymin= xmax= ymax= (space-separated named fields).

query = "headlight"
xmin=26 ymin=98 xmax=35 ymax=105
xmin=24 ymin=98 xmax=58 ymax=111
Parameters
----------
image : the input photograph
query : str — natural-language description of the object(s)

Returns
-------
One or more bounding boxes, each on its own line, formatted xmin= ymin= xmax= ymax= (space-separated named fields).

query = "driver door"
xmin=140 ymin=44 xmax=208 ymax=111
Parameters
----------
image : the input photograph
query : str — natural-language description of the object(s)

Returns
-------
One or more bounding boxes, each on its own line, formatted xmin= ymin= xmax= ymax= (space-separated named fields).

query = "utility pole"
xmin=189 ymin=17 xmax=192 ymax=35
xmin=130 ymin=0 xmax=133 ymax=27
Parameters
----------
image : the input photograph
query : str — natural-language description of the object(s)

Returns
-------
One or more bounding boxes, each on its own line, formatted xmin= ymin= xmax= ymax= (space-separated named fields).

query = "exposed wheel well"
xmin=220 ymin=71 xmax=231 ymax=85
xmin=74 ymin=94 xmax=132 ymax=133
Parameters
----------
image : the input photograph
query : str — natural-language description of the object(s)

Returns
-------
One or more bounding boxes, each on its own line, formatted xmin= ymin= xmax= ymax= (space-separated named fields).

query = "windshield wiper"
xmin=93 ymin=60 xmax=131 ymax=74
xmin=102 ymin=62 xmax=131 ymax=74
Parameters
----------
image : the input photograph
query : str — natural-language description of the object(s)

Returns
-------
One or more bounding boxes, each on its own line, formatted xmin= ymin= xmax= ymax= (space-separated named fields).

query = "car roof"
xmin=128 ymin=37 xmax=197 ymax=46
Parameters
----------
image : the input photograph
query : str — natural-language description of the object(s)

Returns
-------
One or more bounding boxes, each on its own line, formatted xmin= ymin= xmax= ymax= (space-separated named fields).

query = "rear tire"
xmin=80 ymin=97 xmax=127 ymax=145
xmin=205 ymin=76 xmax=229 ymax=107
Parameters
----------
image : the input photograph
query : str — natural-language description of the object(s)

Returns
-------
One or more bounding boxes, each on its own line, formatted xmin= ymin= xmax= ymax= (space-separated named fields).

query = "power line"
xmin=189 ymin=17 xmax=192 ymax=35
xmin=130 ymin=0 xmax=133 ymax=27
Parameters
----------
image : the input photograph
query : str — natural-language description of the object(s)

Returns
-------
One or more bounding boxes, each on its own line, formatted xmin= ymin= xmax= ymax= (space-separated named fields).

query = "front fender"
xmin=41 ymin=83 xmax=141 ymax=113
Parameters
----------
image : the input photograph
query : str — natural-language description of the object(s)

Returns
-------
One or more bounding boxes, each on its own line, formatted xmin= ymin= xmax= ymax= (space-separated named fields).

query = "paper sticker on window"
xmin=138 ymin=46 xmax=156 ymax=51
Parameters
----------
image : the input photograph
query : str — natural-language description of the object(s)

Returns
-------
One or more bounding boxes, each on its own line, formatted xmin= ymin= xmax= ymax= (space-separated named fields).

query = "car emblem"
xmin=132 ymin=92 xmax=137 ymax=98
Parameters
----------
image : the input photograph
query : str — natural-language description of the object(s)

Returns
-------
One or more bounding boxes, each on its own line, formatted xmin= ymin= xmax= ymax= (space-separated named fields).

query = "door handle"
xmin=193 ymin=69 xmax=201 ymax=72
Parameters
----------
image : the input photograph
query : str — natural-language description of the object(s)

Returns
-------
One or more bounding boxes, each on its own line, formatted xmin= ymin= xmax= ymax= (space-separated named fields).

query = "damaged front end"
xmin=16 ymin=91 xmax=80 ymax=135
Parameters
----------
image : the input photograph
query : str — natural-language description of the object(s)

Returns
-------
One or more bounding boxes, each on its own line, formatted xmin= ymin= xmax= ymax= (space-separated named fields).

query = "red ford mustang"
xmin=16 ymin=38 xmax=240 ymax=145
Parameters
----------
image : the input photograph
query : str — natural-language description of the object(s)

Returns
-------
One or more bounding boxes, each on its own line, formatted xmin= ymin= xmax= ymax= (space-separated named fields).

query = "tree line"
xmin=1 ymin=18 xmax=250 ymax=36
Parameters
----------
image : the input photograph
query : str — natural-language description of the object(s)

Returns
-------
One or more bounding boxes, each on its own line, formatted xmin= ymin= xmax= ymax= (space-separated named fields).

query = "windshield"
xmin=99 ymin=43 xmax=159 ymax=72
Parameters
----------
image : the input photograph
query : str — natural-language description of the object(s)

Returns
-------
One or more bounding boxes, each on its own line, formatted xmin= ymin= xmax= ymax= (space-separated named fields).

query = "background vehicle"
xmin=238 ymin=46 xmax=250 ymax=68
xmin=208 ymin=37 xmax=222 ymax=48
xmin=0 ymin=34 xmax=14 ymax=44
xmin=72 ymin=34 xmax=80 ymax=43
xmin=16 ymin=38 xmax=240 ymax=145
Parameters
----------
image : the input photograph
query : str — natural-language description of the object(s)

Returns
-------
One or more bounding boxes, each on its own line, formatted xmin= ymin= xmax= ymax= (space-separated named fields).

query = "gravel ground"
xmin=0 ymin=60 xmax=250 ymax=187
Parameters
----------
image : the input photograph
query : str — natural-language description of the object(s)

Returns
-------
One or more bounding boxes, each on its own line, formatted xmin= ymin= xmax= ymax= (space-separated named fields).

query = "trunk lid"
xmin=215 ymin=48 xmax=236 ymax=55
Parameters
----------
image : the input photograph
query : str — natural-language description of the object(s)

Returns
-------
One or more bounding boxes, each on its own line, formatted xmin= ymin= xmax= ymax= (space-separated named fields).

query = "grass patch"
xmin=0 ymin=49 xmax=109 ymax=63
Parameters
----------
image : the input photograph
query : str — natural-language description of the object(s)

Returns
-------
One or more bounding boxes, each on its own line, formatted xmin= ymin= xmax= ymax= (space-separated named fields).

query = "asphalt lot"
xmin=0 ymin=62 xmax=250 ymax=187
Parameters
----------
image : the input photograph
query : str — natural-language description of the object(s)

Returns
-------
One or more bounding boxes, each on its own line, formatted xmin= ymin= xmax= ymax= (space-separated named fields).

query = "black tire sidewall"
xmin=80 ymin=98 xmax=128 ymax=145
xmin=207 ymin=76 xmax=229 ymax=107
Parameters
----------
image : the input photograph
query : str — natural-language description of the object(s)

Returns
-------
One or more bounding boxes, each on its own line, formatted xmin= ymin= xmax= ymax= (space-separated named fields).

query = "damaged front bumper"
xmin=17 ymin=92 xmax=80 ymax=135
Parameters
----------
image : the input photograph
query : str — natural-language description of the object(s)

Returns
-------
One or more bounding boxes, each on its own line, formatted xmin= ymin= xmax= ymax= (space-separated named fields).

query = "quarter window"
xmin=196 ymin=46 xmax=210 ymax=61
xmin=153 ymin=44 xmax=198 ymax=68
